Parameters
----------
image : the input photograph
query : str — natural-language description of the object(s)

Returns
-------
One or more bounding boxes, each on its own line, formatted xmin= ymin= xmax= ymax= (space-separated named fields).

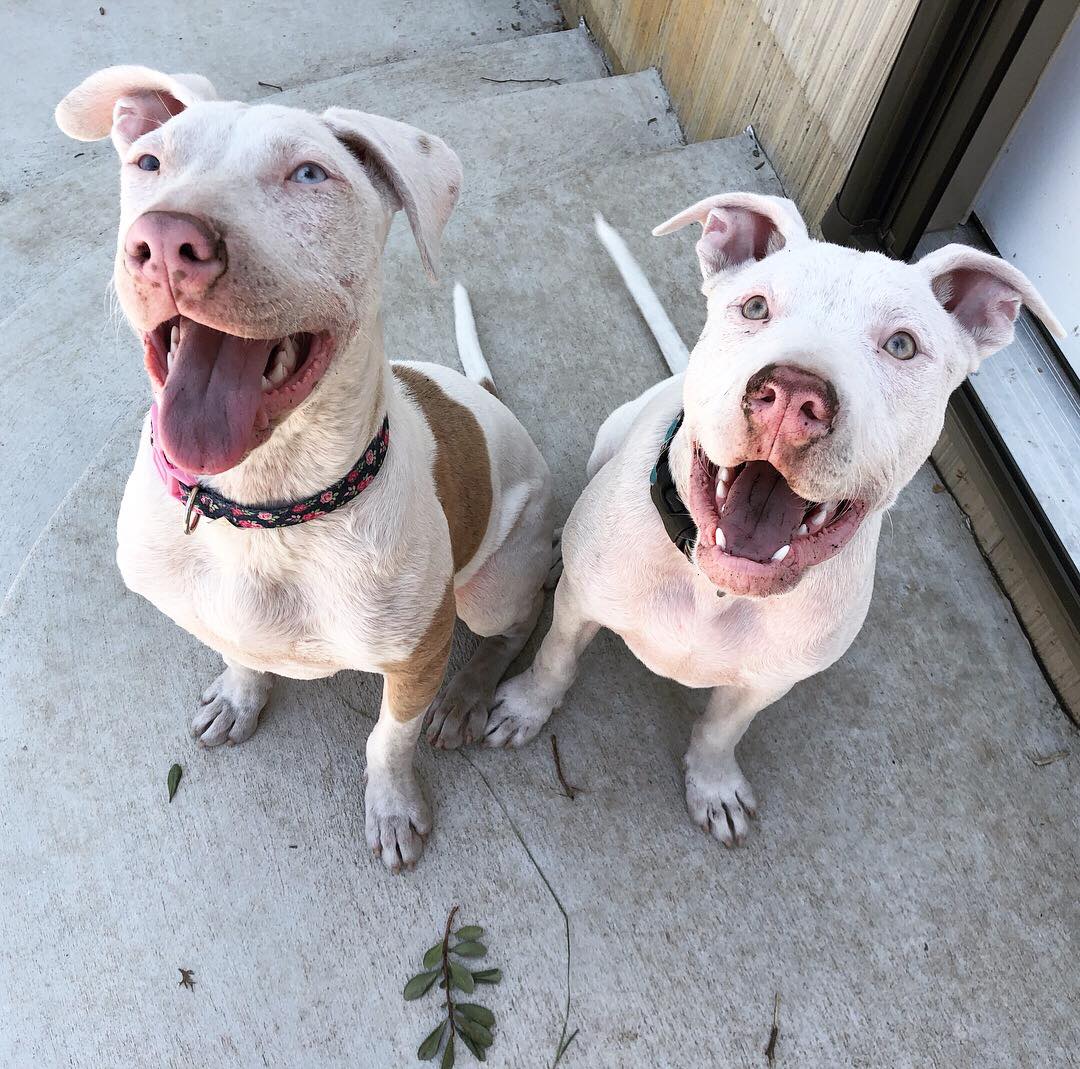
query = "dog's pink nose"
xmin=123 ymin=211 xmax=226 ymax=293
xmin=744 ymin=364 xmax=837 ymax=446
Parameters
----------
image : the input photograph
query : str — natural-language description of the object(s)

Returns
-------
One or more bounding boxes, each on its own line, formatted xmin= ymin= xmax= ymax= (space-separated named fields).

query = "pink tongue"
xmin=718 ymin=461 xmax=808 ymax=562
xmin=158 ymin=319 xmax=272 ymax=475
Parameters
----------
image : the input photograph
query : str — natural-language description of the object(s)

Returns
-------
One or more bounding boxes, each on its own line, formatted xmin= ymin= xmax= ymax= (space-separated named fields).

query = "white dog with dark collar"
xmin=486 ymin=192 xmax=1061 ymax=847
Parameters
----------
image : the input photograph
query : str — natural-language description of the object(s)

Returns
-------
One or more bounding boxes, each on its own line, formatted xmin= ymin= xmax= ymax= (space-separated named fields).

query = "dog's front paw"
xmin=484 ymin=672 xmax=554 ymax=748
xmin=685 ymin=763 xmax=758 ymax=847
xmin=192 ymin=667 xmax=272 ymax=747
xmin=365 ymin=770 xmax=431 ymax=874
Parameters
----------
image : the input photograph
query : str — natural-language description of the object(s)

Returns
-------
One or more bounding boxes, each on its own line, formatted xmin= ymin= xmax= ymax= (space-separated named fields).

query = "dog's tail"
xmin=453 ymin=282 xmax=497 ymax=396
xmin=593 ymin=212 xmax=690 ymax=376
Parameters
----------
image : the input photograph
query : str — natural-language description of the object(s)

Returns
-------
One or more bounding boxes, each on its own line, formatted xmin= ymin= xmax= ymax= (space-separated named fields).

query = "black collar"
xmin=649 ymin=411 xmax=697 ymax=560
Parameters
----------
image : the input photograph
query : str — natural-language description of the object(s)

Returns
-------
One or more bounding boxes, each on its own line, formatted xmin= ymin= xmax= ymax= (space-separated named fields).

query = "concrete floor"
xmin=2 ymin=7 xmax=1078 ymax=1069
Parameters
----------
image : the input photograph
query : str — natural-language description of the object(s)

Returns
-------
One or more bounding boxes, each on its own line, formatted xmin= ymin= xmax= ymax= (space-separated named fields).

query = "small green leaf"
xmin=422 ymin=943 xmax=443 ymax=969
xmin=455 ymin=1024 xmax=486 ymax=1062
xmin=440 ymin=1033 xmax=455 ymax=1069
xmin=417 ymin=1020 xmax=447 ymax=1060
xmin=454 ymin=925 xmax=484 ymax=941
xmin=451 ymin=941 xmax=486 ymax=959
xmin=471 ymin=968 xmax=502 ymax=985
xmin=448 ymin=961 xmax=475 ymax=993
xmin=456 ymin=1018 xmax=493 ymax=1048
xmin=456 ymin=1003 xmax=495 ymax=1028
xmin=403 ymin=970 xmax=439 ymax=1001
xmin=167 ymin=763 xmax=182 ymax=802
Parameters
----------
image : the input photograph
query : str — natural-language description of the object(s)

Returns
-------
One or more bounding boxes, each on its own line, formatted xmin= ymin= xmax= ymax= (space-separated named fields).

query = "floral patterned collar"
xmin=149 ymin=404 xmax=390 ymax=534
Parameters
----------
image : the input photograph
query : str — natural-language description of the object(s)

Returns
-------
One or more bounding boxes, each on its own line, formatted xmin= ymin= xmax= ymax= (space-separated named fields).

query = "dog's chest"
xmin=618 ymin=575 xmax=767 ymax=687
xmin=118 ymin=508 xmax=403 ymax=679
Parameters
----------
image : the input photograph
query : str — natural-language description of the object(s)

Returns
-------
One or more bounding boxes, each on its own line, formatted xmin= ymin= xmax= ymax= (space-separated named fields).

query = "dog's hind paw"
xmin=425 ymin=678 xmax=491 ymax=750
xmin=192 ymin=666 xmax=272 ymax=747
xmin=365 ymin=772 xmax=431 ymax=874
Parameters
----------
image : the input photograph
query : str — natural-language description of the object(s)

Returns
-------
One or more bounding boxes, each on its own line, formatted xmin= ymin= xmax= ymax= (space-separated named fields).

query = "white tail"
xmin=594 ymin=212 xmax=690 ymax=376
xmin=453 ymin=282 xmax=496 ymax=394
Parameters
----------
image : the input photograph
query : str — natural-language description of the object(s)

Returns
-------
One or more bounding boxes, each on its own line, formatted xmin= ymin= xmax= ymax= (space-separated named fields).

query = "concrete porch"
xmin=0 ymin=4 xmax=1077 ymax=1067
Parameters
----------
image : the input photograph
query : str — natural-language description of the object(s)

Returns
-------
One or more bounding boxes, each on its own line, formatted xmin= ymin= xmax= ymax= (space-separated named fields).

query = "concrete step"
xmin=0 ymin=67 xmax=680 ymax=594
xmin=2 ymin=142 xmax=1075 ymax=1068
xmin=3 ymin=0 xmax=564 ymax=197
xmin=12 ymin=26 xmax=607 ymax=204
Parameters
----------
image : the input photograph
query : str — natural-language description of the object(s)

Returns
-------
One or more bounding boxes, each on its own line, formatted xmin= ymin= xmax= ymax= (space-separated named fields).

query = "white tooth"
xmin=716 ymin=528 xmax=726 ymax=549
xmin=809 ymin=506 xmax=827 ymax=528
xmin=771 ymin=544 xmax=790 ymax=562
xmin=279 ymin=337 xmax=297 ymax=371
xmin=719 ymin=466 xmax=733 ymax=483
xmin=269 ymin=362 xmax=289 ymax=386
xmin=796 ymin=524 xmax=808 ymax=536
xmin=167 ymin=348 xmax=174 ymax=371
xmin=262 ymin=375 xmax=272 ymax=391
xmin=170 ymin=324 xmax=179 ymax=352
xmin=715 ymin=482 xmax=727 ymax=503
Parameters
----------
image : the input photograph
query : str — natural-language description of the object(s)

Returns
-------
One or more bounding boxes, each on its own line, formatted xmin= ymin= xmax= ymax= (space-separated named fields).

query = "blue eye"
xmin=741 ymin=295 xmax=769 ymax=320
xmin=884 ymin=331 xmax=917 ymax=360
xmin=137 ymin=154 xmax=160 ymax=172
xmin=289 ymin=162 xmax=328 ymax=184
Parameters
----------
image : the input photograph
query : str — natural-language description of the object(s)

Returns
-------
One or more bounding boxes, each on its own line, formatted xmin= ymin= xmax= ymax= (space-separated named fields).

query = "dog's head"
xmin=655 ymin=192 xmax=1062 ymax=598
xmin=56 ymin=66 xmax=462 ymax=475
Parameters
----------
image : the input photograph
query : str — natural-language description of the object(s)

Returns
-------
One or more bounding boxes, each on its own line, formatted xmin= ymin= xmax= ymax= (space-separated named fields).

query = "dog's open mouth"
xmin=144 ymin=316 xmax=334 ymax=475
xmin=686 ymin=441 xmax=867 ymax=597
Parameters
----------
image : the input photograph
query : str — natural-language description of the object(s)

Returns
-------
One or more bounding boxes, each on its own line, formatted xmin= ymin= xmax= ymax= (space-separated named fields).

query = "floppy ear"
xmin=917 ymin=244 xmax=1064 ymax=366
xmin=652 ymin=192 xmax=809 ymax=281
xmin=323 ymin=107 xmax=463 ymax=280
xmin=55 ymin=65 xmax=217 ymax=155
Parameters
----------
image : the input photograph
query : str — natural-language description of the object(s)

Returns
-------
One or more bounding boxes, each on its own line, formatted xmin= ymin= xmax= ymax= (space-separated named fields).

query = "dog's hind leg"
xmin=192 ymin=659 xmax=273 ymax=747
xmin=426 ymin=589 xmax=544 ymax=750
xmin=426 ymin=489 xmax=553 ymax=751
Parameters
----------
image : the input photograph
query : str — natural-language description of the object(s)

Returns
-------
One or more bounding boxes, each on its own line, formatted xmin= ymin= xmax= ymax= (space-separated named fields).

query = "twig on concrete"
xmin=551 ymin=735 xmax=582 ymax=800
xmin=1030 ymin=749 xmax=1069 ymax=767
xmin=258 ymin=80 xmax=284 ymax=92
xmin=441 ymin=904 xmax=460 ymax=1032
xmin=553 ymin=1027 xmax=579 ymax=1066
xmin=764 ymin=992 xmax=780 ymax=1065
xmin=480 ymin=76 xmax=563 ymax=86
xmin=459 ymin=751 xmax=576 ymax=1068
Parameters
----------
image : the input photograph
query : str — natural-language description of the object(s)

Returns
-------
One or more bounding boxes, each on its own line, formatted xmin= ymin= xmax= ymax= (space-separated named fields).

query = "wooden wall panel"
xmin=561 ymin=0 xmax=920 ymax=226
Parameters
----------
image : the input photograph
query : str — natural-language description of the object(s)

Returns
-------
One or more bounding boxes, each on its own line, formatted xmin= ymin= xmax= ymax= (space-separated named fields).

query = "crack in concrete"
xmin=458 ymin=750 xmax=577 ymax=1068
xmin=332 ymin=687 xmax=577 ymax=1062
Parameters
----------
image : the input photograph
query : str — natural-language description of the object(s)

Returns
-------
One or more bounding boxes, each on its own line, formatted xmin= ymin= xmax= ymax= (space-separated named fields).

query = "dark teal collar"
xmin=649 ymin=411 xmax=697 ymax=560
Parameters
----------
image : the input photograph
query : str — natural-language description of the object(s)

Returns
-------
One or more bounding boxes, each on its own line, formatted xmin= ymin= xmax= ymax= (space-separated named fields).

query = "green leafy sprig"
xmin=404 ymin=905 xmax=502 ymax=1065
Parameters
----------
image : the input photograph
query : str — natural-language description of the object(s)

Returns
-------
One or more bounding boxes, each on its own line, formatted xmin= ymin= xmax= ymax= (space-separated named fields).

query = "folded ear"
xmin=917 ymin=244 xmax=1064 ymax=365
xmin=652 ymin=192 xmax=809 ymax=281
xmin=55 ymin=65 xmax=217 ymax=155
xmin=323 ymin=108 xmax=463 ymax=280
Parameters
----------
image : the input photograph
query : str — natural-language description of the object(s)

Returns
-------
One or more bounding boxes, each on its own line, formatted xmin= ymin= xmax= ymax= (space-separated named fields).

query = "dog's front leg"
xmin=684 ymin=682 xmax=791 ymax=847
xmin=365 ymin=683 xmax=433 ymax=874
xmin=486 ymin=578 xmax=599 ymax=748
xmin=366 ymin=591 xmax=453 ymax=873
xmin=192 ymin=659 xmax=274 ymax=747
